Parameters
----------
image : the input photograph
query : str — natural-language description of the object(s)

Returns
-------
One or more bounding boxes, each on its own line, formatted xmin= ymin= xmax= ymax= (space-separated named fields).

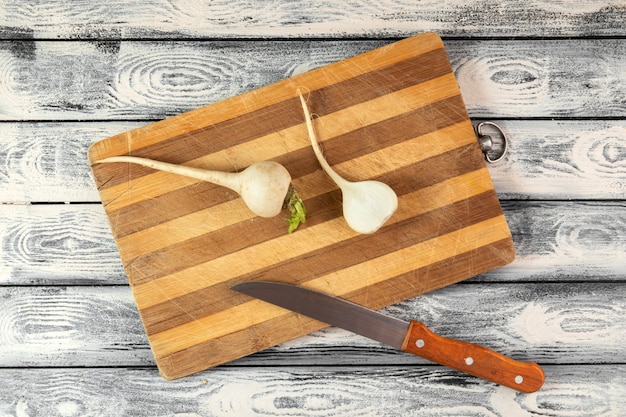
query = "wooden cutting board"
xmin=88 ymin=33 xmax=515 ymax=380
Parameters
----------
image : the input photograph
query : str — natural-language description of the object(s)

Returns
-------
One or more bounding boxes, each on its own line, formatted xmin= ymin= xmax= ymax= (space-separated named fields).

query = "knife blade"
xmin=231 ymin=281 xmax=545 ymax=393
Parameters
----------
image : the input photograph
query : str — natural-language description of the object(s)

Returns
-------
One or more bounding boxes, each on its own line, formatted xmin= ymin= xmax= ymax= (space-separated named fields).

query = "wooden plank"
xmin=484 ymin=201 xmax=626 ymax=282
xmin=0 ymin=39 xmax=624 ymax=120
xmin=482 ymin=120 xmax=626 ymax=200
xmin=0 ymin=0 xmax=624 ymax=38
xmin=1 ymin=283 xmax=623 ymax=367
xmin=0 ymin=39 xmax=384 ymax=120
xmin=0 ymin=365 xmax=624 ymax=416
xmin=0 ymin=286 xmax=152 ymax=367
xmin=449 ymin=39 xmax=626 ymax=118
xmin=0 ymin=204 xmax=125 ymax=285
xmin=2 ymin=201 xmax=625 ymax=286
xmin=0 ymin=122 xmax=142 ymax=203
xmin=2 ymin=121 xmax=625 ymax=203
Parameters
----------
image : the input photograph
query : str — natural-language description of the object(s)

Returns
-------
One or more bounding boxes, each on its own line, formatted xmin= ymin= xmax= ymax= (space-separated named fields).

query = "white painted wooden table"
xmin=1 ymin=2 xmax=625 ymax=415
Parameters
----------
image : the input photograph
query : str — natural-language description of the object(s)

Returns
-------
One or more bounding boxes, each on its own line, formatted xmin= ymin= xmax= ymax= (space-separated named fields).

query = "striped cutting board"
xmin=89 ymin=33 xmax=515 ymax=380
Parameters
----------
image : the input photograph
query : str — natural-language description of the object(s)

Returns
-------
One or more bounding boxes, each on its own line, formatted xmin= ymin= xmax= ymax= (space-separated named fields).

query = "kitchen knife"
xmin=231 ymin=281 xmax=545 ymax=393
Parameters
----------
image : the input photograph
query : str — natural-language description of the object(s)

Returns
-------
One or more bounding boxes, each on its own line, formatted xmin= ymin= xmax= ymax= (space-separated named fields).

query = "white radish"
xmin=94 ymin=156 xmax=292 ymax=218
xmin=298 ymin=90 xmax=398 ymax=234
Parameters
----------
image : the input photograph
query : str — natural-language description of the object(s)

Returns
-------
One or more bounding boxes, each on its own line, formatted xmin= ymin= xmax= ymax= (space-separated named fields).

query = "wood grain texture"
xmin=0 ymin=366 xmax=624 ymax=417
xmin=0 ymin=122 xmax=141 ymax=203
xmin=0 ymin=204 xmax=125 ymax=285
xmin=489 ymin=201 xmax=626 ymax=282
xmin=0 ymin=286 xmax=151 ymax=367
xmin=482 ymin=120 xmax=626 ymax=200
xmin=87 ymin=33 xmax=514 ymax=379
xmin=0 ymin=39 xmax=624 ymax=120
xmin=2 ymin=202 xmax=624 ymax=286
xmin=1 ymin=283 xmax=623 ymax=367
xmin=0 ymin=39 xmax=383 ymax=120
xmin=0 ymin=0 xmax=624 ymax=38
xmin=3 ymin=121 xmax=625 ymax=203
xmin=450 ymin=39 xmax=626 ymax=118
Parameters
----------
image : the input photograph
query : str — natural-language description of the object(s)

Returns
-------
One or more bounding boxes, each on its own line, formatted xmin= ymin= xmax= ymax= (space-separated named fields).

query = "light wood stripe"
xmin=132 ymin=167 xmax=494 ymax=309
xmin=98 ymin=74 xmax=460 ymax=212
xmin=117 ymin=120 xmax=474 ymax=260
xmin=150 ymin=215 xmax=510 ymax=357
xmin=88 ymin=33 xmax=444 ymax=161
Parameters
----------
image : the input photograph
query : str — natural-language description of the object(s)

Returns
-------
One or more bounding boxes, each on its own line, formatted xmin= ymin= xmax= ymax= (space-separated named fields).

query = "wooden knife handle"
xmin=401 ymin=320 xmax=545 ymax=393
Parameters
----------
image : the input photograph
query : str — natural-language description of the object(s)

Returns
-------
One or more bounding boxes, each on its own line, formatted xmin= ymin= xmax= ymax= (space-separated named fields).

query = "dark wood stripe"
xmin=156 ymin=237 xmax=514 ymax=378
xmin=109 ymin=94 xmax=468 ymax=238
xmin=95 ymin=47 xmax=452 ymax=189
xmin=343 ymin=237 xmax=516 ymax=311
xmin=125 ymin=140 xmax=483 ymax=285
xmin=142 ymin=189 xmax=501 ymax=335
